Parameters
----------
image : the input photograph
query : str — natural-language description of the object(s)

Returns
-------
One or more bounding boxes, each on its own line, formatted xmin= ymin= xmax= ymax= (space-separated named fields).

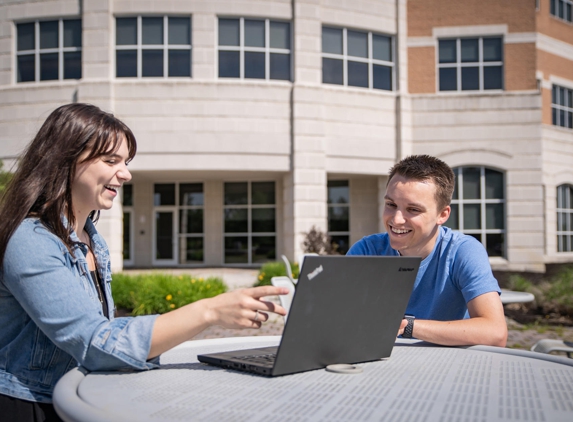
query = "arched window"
xmin=557 ymin=184 xmax=573 ymax=252
xmin=443 ymin=167 xmax=505 ymax=257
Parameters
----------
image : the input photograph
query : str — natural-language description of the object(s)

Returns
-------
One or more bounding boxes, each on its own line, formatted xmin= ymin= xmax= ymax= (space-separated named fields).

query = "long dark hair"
xmin=0 ymin=103 xmax=137 ymax=267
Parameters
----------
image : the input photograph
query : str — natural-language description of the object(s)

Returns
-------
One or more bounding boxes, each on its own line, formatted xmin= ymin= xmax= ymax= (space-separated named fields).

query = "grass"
xmin=112 ymin=272 xmax=227 ymax=316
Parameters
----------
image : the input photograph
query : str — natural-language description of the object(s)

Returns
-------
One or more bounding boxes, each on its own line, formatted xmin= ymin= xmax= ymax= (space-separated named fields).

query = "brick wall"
xmin=408 ymin=47 xmax=435 ymax=94
xmin=408 ymin=0 xmax=536 ymax=36
xmin=536 ymin=0 xmax=573 ymax=44
xmin=505 ymin=43 xmax=537 ymax=91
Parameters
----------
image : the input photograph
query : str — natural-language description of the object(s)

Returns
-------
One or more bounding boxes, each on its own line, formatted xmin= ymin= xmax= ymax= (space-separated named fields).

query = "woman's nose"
xmin=118 ymin=166 xmax=132 ymax=182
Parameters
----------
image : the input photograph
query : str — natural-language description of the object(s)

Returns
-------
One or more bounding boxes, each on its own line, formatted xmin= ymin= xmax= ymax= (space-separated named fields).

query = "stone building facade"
xmin=0 ymin=0 xmax=572 ymax=272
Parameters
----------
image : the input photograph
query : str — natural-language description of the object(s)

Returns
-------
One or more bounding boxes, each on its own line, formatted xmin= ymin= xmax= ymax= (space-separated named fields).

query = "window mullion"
xmin=265 ymin=19 xmax=270 ymax=80
xmin=240 ymin=18 xmax=244 ymax=79
xmin=164 ymin=16 xmax=168 ymax=78
xmin=137 ymin=16 xmax=142 ymax=78
xmin=480 ymin=167 xmax=486 ymax=247
xmin=343 ymin=28 xmax=348 ymax=86
xmin=479 ymin=37 xmax=484 ymax=91
xmin=35 ymin=21 xmax=40 ymax=81
xmin=368 ymin=32 xmax=373 ymax=89
xmin=459 ymin=169 xmax=464 ymax=230
xmin=58 ymin=20 xmax=63 ymax=80
xmin=456 ymin=38 xmax=461 ymax=91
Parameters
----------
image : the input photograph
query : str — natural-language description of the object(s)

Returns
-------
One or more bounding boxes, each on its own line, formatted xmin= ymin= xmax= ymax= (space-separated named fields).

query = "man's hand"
xmin=397 ymin=318 xmax=408 ymax=337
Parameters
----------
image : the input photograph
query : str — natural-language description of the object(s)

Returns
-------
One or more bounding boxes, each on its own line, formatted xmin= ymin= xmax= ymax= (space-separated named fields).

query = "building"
xmin=0 ymin=0 xmax=572 ymax=272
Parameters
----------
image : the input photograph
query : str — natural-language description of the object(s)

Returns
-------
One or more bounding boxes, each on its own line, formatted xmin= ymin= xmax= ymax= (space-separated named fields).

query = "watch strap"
xmin=403 ymin=315 xmax=415 ymax=339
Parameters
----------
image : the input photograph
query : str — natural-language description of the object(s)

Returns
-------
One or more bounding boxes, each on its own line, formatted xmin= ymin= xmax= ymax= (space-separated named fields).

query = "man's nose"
xmin=393 ymin=210 xmax=406 ymax=224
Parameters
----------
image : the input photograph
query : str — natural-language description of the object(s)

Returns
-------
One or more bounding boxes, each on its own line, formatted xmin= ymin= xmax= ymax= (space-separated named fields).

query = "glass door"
xmin=153 ymin=209 xmax=177 ymax=266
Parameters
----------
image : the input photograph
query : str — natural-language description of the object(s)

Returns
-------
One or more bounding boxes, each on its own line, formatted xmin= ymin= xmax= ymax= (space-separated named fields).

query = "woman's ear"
xmin=437 ymin=205 xmax=451 ymax=226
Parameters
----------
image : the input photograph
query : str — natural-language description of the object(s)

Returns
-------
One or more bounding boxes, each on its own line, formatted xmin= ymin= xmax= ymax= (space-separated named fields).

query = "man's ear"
xmin=437 ymin=205 xmax=451 ymax=225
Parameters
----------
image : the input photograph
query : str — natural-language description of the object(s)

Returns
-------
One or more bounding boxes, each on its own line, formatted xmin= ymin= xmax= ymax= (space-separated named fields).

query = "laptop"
xmin=197 ymin=255 xmax=420 ymax=377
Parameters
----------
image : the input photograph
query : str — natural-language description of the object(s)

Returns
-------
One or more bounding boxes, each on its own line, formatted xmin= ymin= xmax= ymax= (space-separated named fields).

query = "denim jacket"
xmin=0 ymin=218 xmax=158 ymax=403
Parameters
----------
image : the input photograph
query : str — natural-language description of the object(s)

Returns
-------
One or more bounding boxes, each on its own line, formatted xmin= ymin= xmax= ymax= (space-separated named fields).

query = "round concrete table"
xmin=500 ymin=289 xmax=535 ymax=304
xmin=54 ymin=336 xmax=573 ymax=422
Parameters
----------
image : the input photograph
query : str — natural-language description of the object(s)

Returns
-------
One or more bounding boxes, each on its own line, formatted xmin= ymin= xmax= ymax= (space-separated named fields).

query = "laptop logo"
xmin=307 ymin=265 xmax=324 ymax=280
xmin=399 ymin=267 xmax=415 ymax=272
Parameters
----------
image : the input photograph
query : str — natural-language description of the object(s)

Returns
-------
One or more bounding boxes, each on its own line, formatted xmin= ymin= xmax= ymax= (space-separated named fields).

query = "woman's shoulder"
xmin=9 ymin=218 xmax=65 ymax=252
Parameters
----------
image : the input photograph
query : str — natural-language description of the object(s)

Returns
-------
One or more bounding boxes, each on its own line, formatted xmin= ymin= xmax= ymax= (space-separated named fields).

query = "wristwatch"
xmin=403 ymin=315 xmax=415 ymax=339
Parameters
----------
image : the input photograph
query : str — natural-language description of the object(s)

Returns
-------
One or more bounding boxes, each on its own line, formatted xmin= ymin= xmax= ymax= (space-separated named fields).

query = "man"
xmin=347 ymin=155 xmax=507 ymax=347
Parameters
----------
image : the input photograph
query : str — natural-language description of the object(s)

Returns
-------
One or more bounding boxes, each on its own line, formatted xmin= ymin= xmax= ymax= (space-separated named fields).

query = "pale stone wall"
xmin=411 ymin=92 xmax=545 ymax=271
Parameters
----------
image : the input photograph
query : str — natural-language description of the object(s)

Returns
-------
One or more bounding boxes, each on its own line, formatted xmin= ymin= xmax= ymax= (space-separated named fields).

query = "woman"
xmin=0 ymin=103 xmax=287 ymax=421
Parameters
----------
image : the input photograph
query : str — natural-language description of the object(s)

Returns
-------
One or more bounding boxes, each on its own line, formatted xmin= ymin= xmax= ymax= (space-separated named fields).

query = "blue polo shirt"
xmin=347 ymin=226 xmax=500 ymax=320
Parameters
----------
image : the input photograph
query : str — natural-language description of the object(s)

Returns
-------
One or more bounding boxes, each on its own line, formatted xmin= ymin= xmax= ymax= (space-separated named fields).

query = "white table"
xmin=54 ymin=336 xmax=573 ymax=422
xmin=500 ymin=289 xmax=535 ymax=304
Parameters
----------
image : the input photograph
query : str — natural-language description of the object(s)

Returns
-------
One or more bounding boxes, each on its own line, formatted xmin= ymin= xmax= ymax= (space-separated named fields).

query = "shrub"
xmin=301 ymin=225 xmax=337 ymax=255
xmin=112 ymin=273 xmax=227 ymax=316
xmin=504 ymin=265 xmax=573 ymax=318
xmin=254 ymin=261 xmax=299 ymax=287
xmin=544 ymin=266 xmax=573 ymax=315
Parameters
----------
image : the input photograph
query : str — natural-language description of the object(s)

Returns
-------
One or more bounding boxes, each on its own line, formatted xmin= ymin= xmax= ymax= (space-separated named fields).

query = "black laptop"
xmin=197 ymin=255 xmax=420 ymax=377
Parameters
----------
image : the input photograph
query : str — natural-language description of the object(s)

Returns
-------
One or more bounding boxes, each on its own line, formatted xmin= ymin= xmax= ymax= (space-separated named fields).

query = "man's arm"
xmin=399 ymin=291 xmax=507 ymax=347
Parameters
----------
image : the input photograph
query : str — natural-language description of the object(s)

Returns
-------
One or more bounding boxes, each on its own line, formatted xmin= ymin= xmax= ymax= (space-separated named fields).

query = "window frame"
xmin=550 ymin=0 xmax=573 ymax=23
xmin=321 ymin=25 xmax=395 ymax=91
xmin=552 ymin=84 xmax=573 ymax=129
xmin=15 ymin=18 xmax=82 ymax=83
xmin=445 ymin=166 xmax=506 ymax=257
xmin=437 ymin=36 xmax=504 ymax=92
xmin=122 ymin=184 xmax=134 ymax=267
xmin=152 ymin=182 xmax=205 ymax=266
xmin=115 ymin=15 xmax=192 ymax=79
xmin=327 ymin=180 xmax=350 ymax=255
xmin=216 ymin=17 xmax=292 ymax=81
xmin=223 ymin=181 xmax=277 ymax=265
xmin=557 ymin=184 xmax=573 ymax=253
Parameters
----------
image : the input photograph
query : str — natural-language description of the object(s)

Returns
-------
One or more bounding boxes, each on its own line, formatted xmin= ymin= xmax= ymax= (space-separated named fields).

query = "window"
xmin=327 ymin=181 xmax=350 ymax=254
xmin=322 ymin=26 xmax=394 ymax=90
xmin=116 ymin=16 xmax=191 ymax=78
xmin=218 ymin=18 xmax=291 ymax=80
xmin=153 ymin=183 xmax=204 ymax=264
xmin=551 ymin=0 xmax=573 ymax=23
xmin=557 ymin=184 xmax=573 ymax=252
xmin=443 ymin=167 xmax=505 ymax=257
xmin=438 ymin=37 xmax=503 ymax=91
xmin=122 ymin=184 xmax=134 ymax=265
xmin=552 ymin=85 xmax=573 ymax=129
xmin=16 ymin=19 xmax=82 ymax=82
xmin=224 ymin=182 xmax=276 ymax=264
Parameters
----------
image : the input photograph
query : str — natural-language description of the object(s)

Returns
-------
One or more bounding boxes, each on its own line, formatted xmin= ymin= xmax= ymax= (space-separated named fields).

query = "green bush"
xmin=504 ymin=265 xmax=573 ymax=317
xmin=507 ymin=274 xmax=533 ymax=292
xmin=112 ymin=273 xmax=227 ymax=316
xmin=544 ymin=266 xmax=573 ymax=313
xmin=254 ymin=261 xmax=299 ymax=287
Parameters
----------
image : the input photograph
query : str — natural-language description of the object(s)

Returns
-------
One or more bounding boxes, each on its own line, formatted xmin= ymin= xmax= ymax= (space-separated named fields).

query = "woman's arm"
xmin=148 ymin=286 xmax=287 ymax=358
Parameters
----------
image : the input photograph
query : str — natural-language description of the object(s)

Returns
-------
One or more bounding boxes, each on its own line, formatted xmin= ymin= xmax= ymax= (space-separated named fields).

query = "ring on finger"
xmin=254 ymin=310 xmax=260 ymax=322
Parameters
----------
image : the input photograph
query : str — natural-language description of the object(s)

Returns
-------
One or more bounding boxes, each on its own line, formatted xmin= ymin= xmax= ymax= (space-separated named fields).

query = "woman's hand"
xmin=148 ymin=286 xmax=289 ymax=359
xmin=203 ymin=286 xmax=288 ymax=329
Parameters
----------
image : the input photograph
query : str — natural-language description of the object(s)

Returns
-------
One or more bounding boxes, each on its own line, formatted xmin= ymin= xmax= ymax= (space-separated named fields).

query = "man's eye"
xmin=386 ymin=202 xmax=396 ymax=208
